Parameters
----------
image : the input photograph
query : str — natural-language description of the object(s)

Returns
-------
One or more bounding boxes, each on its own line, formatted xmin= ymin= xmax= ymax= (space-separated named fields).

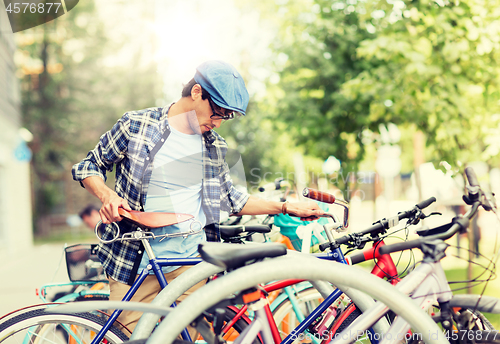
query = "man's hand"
xmin=99 ymin=192 xmax=132 ymax=224
xmin=285 ymin=201 xmax=325 ymax=221
xmin=81 ymin=176 xmax=132 ymax=224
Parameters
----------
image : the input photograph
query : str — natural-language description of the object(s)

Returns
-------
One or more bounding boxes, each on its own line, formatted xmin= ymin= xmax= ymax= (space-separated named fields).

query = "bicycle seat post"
xmin=135 ymin=229 xmax=157 ymax=261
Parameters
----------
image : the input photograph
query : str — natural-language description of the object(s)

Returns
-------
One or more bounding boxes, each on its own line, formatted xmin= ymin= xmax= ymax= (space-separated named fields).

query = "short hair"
xmin=181 ymin=78 xmax=210 ymax=100
xmin=79 ymin=204 xmax=99 ymax=219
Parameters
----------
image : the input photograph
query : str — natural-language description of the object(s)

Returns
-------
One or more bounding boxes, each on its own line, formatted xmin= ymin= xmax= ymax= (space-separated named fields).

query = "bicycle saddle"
xmin=219 ymin=224 xmax=271 ymax=239
xmin=118 ymin=208 xmax=194 ymax=229
xmin=198 ymin=242 xmax=287 ymax=270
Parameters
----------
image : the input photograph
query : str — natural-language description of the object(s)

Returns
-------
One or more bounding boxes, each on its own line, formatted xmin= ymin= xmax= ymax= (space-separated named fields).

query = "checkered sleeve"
xmin=72 ymin=113 xmax=131 ymax=184
xmin=219 ymin=160 xmax=249 ymax=214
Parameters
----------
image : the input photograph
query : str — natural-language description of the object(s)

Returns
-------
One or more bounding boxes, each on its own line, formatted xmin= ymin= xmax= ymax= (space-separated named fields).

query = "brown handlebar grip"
xmin=302 ymin=188 xmax=336 ymax=204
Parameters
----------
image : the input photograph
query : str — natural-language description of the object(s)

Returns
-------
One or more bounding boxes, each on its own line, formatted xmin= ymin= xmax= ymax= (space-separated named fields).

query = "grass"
xmin=34 ymin=228 xmax=97 ymax=245
xmin=444 ymin=266 xmax=500 ymax=329
xmin=353 ymin=243 xmax=500 ymax=329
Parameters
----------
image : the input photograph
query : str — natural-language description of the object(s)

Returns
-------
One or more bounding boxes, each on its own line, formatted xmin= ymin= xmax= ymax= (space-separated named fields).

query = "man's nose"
xmin=212 ymin=118 xmax=223 ymax=128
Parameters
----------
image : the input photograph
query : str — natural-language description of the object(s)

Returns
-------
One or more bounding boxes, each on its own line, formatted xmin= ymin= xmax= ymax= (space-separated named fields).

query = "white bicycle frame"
xmin=332 ymin=260 xmax=453 ymax=344
xmin=146 ymin=255 xmax=448 ymax=344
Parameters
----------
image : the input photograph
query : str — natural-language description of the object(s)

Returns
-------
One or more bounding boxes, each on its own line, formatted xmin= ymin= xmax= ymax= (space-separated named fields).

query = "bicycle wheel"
xmin=0 ymin=305 xmax=130 ymax=344
xmin=272 ymin=286 xmax=376 ymax=344
xmin=217 ymin=306 xmax=262 ymax=344
xmin=430 ymin=306 xmax=500 ymax=344
xmin=272 ymin=286 xmax=324 ymax=342
xmin=183 ymin=305 xmax=260 ymax=344
xmin=272 ymin=286 xmax=363 ymax=344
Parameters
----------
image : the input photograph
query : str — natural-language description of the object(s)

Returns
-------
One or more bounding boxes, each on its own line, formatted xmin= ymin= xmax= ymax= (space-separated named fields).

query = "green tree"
xmin=252 ymin=0 xmax=376 ymax=195
xmin=261 ymin=0 xmax=500 ymax=189
xmin=342 ymin=0 xmax=500 ymax=169
xmin=15 ymin=1 xmax=160 ymax=232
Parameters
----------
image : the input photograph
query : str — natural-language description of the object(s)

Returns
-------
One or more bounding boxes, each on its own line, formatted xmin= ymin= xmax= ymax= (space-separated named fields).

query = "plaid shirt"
xmin=72 ymin=105 xmax=249 ymax=285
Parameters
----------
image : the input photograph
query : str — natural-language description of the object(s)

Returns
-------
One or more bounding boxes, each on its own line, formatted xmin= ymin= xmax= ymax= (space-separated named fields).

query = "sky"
xmin=94 ymin=0 xmax=276 ymax=105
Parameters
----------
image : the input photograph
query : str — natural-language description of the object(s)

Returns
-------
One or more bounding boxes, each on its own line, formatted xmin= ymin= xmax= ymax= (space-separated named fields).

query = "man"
xmin=72 ymin=60 xmax=323 ymax=331
xmin=79 ymin=204 xmax=101 ymax=230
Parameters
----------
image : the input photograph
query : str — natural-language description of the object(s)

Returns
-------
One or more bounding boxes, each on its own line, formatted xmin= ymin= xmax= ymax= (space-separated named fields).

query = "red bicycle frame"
xmin=222 ymin=239 xmax=400 ymax=344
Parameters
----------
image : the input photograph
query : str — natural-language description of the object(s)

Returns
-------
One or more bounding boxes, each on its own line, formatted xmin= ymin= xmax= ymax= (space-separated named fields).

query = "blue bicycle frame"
xmin=51 ymin=230 xmax=375 ymax=344
xmin=92 ymin=247 xmax=377 ymax=344
xmin=90 ymin=256 xmax=202 ymax=344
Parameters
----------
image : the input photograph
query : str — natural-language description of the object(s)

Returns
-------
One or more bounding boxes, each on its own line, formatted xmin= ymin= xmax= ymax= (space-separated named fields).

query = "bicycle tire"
xmin=0 ymin=305 xmax=130 ymax=344
xmin=73 ymin=294 xmax=109 ymax=302
xmin=219 ymin=306 xmax=262 ymax=344
xmin=434 ymin=306 xmax=500 ymax=344
xmin=272 ymin=287 xmax=372 ymax=344
xmin=170 ymin=305 xmax=260 ymax=344
xmin=272 ymin=286 xmax=324 ymax=342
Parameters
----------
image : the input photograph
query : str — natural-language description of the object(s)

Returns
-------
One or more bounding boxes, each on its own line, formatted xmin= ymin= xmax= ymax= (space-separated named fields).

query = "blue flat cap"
xmin=194 ymin=60 xmax=249 ymax=115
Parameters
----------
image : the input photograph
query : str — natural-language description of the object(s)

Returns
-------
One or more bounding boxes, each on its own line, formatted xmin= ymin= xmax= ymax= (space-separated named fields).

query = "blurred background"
xmin=2 ymin=0 xmax=500 ymax=313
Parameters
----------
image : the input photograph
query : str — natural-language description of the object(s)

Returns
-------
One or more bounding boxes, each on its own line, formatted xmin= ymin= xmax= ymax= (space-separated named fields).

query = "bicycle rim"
xmin=0 ymin=306 xmax=129 ymax=344
xmin=272 ymin=287 xmax=375 ymax=344
xmin=193 ymin=306 xmax=261 ymax=344
xmin=447 ymin=307 xmax=500 ymax=344
xmin=272 ymin=287 xmax=327 ymax=344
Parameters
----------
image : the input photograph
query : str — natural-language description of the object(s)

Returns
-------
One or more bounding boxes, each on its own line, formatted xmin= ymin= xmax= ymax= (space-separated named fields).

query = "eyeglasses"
xmin=208 ymin=97 xmax=235 ymax=121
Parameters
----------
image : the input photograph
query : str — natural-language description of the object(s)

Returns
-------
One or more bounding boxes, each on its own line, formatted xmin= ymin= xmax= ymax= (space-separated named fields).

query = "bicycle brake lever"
xmin=481 ymin=192 xmax=496 ymax=212
xmin=408 ymin=210 xmax=442 ymax=226
xmin=421 ymin=212 xmax=442 ymax=220
xmin=406 ymin=209 xmax=423 ymax=226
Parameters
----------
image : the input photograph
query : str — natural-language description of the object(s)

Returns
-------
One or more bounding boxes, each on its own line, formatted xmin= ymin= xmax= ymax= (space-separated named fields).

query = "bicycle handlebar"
xmin=377 ymin=167 xmax=488 ymax=256
xmin=378 ymin=209 xmax=475 ymax=255
xmin=302 ymin=188 xmax=336 ymax=204
xmin=323 ymin=196 xmax=437 ymax=250
xmin=219 ymin=224 xmax=271 ymax=236
xmin=259 ymin=178 xmax=291 ymax=192
xmin=465 ymin=166 xmax=480 ymax=187
xmin=416 ymin=196 xmax=436 ymax=210
xmin=351 ymin=196 xmax=435 ymax=240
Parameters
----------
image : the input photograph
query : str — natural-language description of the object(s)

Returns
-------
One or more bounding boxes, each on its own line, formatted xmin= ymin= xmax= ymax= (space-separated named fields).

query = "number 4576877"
xmin=5 ymin=2 xmax=61 ymax=14
xmin=443 ymin=330 xmax=499 ymax=341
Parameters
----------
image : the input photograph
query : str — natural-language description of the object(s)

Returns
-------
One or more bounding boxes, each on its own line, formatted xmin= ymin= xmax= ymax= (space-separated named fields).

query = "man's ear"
xmin=191 ymin=84 xmax=203 ymax=100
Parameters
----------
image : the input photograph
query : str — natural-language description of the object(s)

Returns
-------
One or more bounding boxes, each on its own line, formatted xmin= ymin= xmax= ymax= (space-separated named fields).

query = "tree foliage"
xmin=345 ymin=0 xmax=500 ymax=167
xmin=15 ymin=1 xmax=159 ymax=225
xmin=265 ymin=0 xmax=374 ymax=166
xmin=263 ymin=0 xmax=500 ymax=174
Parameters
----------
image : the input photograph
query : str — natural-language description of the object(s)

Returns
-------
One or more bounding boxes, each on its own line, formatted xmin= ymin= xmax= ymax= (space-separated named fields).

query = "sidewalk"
xmin=0 ymin=243 xmax=70 ymax=317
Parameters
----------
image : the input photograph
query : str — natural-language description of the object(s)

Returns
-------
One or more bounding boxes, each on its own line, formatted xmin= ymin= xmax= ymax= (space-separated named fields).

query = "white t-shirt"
xmin=139 ymin=125 xmax=207 ymax=273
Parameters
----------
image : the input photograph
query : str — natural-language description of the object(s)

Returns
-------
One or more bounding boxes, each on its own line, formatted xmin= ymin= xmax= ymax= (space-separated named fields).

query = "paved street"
xmin=0 ymin=243 xmax=71 ymax=317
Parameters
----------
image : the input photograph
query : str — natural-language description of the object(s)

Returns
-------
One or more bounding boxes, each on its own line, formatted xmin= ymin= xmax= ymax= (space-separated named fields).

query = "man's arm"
xmin=236 ymin=195 xmax=324 ymax=221
xmin=72 ymin=113 xmax=131 ymax=188
xmin=82 ymin=176 xmax=131 ymax=224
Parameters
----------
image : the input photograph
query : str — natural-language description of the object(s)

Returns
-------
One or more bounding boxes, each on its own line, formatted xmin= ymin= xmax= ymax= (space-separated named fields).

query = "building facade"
xmin=0 ymin=6 xmax=33 ymax=254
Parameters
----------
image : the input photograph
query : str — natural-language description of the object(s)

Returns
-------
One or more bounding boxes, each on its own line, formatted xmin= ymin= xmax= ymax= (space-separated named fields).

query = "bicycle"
xmin=21 ymin=180 xmax=490 ymax=344
xmin=37 ymin=188 xmax=418 ymax=339
xmin=210 ymin=194 xmax=438 ymax=344
xmin=106 ymin=191 xmax=438 ymax=344
xmin=37 ymin=243 xmax=110 ymax=304
xmin=145 ymin=167 xmax=500 ymax=344
xmin=0 ymin=208 xmax=272 ymax=344
xmin=62 ymin=192 xmax=441 ymax=344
